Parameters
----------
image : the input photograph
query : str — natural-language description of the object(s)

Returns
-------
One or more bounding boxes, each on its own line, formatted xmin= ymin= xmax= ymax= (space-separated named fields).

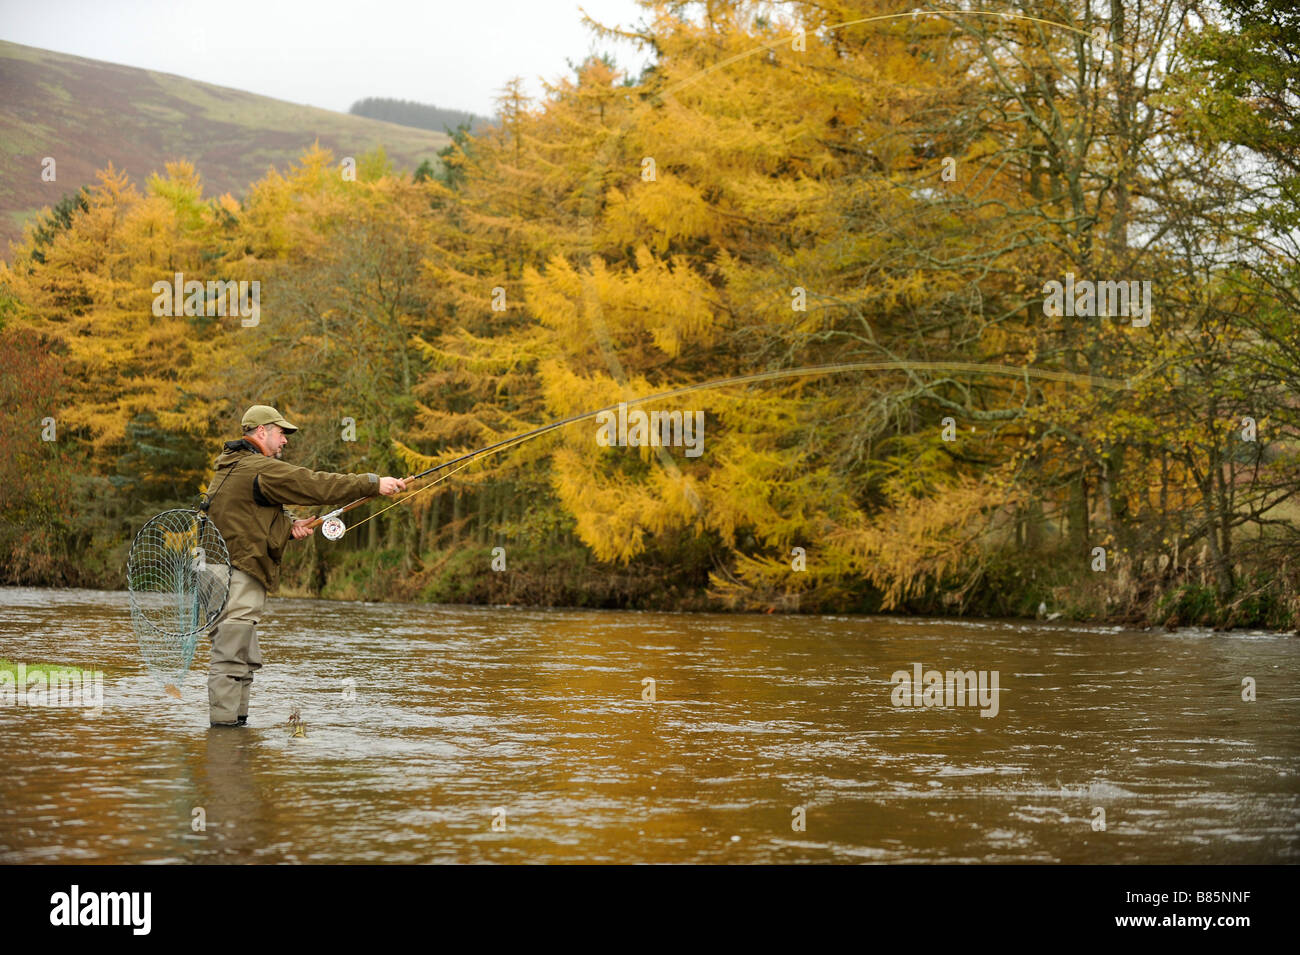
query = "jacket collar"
xmin=222 ymin=438 xmax=260 ymax=454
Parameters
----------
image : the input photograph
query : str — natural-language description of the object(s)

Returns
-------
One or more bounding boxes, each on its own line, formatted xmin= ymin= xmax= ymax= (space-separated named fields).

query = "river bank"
xmin=6 ymin=527 xmax=1297 ymax=632
xmin=277 ymin=538 xmax=1300 ymax=633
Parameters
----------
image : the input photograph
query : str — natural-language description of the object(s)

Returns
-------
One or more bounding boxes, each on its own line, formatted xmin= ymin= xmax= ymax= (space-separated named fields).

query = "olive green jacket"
xmin=205 ymin=439 xmax=380 ymax=592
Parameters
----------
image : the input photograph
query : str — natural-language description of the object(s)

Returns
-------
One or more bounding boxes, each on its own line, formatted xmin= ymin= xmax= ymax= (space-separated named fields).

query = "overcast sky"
xmin=0 ymin=0 xmax=655 ymax=118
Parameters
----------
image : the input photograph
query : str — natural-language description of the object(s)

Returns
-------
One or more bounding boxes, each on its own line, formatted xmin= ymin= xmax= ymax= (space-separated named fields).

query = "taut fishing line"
xmin=307 ymin=360 xmax=1131 ymax=539
xmin=311 ymin=12 xmax=1138 ymax=541
xmin=122 ymin=13 xmax=1135 ymax=698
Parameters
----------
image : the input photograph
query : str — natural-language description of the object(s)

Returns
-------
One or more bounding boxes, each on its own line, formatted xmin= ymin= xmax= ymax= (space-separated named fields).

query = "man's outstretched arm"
xmin=256 ymin=460 xmax=408 ymax=509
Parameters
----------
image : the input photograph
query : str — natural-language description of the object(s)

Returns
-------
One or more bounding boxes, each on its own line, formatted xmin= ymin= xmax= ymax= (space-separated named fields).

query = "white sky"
xmin=0 ymin=0 xmax=656 ymax=118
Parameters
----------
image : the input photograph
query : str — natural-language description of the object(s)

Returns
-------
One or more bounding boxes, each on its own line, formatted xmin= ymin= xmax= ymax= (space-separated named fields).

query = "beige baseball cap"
xmin=241 ymin=404 xmax=299 ymax=434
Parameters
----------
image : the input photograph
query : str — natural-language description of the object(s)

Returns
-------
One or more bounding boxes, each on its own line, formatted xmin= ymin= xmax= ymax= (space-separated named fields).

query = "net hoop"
xmin=126 ymin=509 xmax=232 ymax=687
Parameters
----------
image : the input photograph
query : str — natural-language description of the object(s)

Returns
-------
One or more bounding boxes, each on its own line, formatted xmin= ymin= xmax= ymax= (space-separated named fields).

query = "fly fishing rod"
xmin=305 ymin=359 xmax=1132 ymax=540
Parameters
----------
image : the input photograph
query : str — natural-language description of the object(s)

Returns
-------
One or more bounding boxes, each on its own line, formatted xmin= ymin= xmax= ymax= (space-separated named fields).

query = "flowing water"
xmin=1 ymin=586 xmax=1296 ymax=864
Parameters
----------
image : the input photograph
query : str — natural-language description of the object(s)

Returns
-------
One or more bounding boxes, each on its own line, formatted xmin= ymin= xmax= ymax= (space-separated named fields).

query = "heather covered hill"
xmin=0 ymin=39 xmax=450 ymax=253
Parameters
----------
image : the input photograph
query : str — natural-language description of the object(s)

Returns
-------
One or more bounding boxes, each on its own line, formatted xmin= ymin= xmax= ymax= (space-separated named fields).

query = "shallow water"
xmin=1 ymin=586 xmax=1296 ymax=863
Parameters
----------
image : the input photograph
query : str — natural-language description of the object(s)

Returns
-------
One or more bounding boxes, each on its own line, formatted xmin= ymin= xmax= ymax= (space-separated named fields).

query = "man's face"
xmin=258 ymin=424 xmax=289 ymax=458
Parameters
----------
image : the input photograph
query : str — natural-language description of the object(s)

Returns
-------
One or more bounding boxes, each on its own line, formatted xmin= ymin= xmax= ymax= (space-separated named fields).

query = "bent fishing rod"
xmin=304 ymin=359 xmax=1131 ymax=540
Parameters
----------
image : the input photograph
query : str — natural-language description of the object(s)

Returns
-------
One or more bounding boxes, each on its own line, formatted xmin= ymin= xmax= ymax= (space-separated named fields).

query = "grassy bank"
xmin=3 ymin=521 xmax=1296 ymax=630
xmin=269 ymin=539 xmax=1300 ymax=631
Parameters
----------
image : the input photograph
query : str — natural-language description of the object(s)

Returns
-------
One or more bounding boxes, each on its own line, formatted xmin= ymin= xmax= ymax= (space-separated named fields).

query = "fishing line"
xmin=333 ymin=15 xmax=1143 ymax=543
xmin=307 ymin=360 xmax=1131 ymax=539
xmin=344 ymin=436 xmax=530 ymax=533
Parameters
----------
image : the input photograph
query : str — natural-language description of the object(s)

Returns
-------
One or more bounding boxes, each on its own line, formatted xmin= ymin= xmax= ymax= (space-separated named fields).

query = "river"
xmin=1 ymin=586 xmax=1296 ymax=863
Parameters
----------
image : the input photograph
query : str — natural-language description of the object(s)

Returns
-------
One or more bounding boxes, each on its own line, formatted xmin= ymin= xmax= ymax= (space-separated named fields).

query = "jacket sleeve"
xmin=254 ymin=459 xmax=380 ymax=507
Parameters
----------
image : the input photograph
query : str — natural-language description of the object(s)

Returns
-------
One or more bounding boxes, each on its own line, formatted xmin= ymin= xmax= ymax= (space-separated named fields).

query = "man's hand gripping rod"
xmin=304 ymin=475 xmax=412 ymax=540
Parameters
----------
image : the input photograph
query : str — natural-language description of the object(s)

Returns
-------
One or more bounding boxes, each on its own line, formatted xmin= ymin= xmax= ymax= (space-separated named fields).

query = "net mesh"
xmin=126 ymin=509 xmax=231 ymax=689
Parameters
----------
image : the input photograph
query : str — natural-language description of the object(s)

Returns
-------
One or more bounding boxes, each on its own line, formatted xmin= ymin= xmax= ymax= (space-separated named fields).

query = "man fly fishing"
xmin=201 ymin=405 xmax=407 ymax=728
xmin=189 ymin=365 xmax=1124 ymax=728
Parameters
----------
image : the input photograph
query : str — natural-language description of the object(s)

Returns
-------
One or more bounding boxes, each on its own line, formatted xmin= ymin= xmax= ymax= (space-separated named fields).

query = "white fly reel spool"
xmin=320 ymin=515 xmax=347 ymax=541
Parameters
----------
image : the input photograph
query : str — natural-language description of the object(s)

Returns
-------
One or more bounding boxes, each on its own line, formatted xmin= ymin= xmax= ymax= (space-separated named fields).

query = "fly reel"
xmin=320 ymin=516 xmax=347 ymax=541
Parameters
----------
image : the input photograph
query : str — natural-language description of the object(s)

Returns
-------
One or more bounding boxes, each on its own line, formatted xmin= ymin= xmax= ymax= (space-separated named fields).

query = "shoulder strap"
xmin=199 ymin=454 xmax=246 ymax=513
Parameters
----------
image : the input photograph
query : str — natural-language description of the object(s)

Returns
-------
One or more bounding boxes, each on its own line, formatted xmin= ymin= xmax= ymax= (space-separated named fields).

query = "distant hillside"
xmin=0 ymin=40 xmax=452 ymax=256
xmin=350 ymin=97 xmax=491 ymax=135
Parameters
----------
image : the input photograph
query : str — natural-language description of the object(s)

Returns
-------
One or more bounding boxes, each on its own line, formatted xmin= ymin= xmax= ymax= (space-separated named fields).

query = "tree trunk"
xmin=1069 ymin=473 xmax=1089 ymax=551
xmin=477 ymin=485 xmax=488 ymax=544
